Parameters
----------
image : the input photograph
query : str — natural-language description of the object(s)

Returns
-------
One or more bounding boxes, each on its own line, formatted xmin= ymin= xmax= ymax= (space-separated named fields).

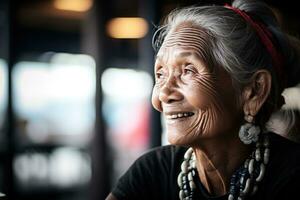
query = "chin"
xmin=167 ymin=134 xmax=192 ymax=146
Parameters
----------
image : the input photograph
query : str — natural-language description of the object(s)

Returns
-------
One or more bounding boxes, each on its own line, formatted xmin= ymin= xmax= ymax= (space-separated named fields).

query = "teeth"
xmin=166 ymin=112 xmax=193 ymax=120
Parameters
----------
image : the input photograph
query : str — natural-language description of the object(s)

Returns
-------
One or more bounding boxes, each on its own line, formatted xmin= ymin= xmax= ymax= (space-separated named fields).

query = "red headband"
xmin=224 ymin=5 xmax=285 ymax=88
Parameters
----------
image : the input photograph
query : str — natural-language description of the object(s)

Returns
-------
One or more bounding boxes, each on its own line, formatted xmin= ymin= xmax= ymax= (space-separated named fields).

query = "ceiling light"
xmin=106 ymin=17 xmax=148 ymax=39
xmin=54 ymin=0 xmax=93 ymax=12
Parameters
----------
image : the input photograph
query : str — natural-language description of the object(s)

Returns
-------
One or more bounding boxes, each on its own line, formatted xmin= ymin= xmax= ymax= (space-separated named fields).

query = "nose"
xmin=158 ymin=75 xmax=183 ymax=104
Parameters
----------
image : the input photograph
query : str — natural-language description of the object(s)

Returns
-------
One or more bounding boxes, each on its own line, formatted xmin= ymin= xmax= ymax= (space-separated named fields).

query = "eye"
xmin=156 ymin=72 xmax=163 ymax=79
xmin=183 ymin=64 xmax=197 ymax=75
xmin=155 ymin=68 xmax=165 ymax=80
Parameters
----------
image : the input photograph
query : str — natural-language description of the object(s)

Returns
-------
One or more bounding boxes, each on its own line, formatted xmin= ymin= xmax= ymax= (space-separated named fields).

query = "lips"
xmin=165 ymin=112 xmax=194 ymax=120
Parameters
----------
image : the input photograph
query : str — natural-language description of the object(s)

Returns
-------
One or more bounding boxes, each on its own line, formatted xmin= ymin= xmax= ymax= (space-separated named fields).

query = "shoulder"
xmin=137 ymin=145 xmax=187 ymax=162
xmin=120 ymin=144 xmax=187 ymax=177
xmin=131 ymin=145 xmax=187 ymax=173
xmin=269 ymin=132 xmax=300 ymax=163
xmin=111 ymin=145 xmax=187 ymax=200
xmin=262 ymin=132 xmax=300 ymax=197
xmin=268 ymin=132 xmax=300 ymax=171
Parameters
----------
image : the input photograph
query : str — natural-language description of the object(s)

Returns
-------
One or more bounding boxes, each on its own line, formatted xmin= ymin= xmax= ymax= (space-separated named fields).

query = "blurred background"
xmin=0 ymin=0 xmax=299 ymax=199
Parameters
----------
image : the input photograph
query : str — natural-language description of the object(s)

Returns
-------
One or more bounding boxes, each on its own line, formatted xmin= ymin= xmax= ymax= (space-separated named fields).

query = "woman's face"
xmin=152 ymin=25 xmax=242 ymax=145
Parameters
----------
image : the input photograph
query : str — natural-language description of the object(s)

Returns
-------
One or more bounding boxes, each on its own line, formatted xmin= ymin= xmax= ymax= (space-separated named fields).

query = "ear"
xmin=242 ymin=70 xmax=272 ymax=120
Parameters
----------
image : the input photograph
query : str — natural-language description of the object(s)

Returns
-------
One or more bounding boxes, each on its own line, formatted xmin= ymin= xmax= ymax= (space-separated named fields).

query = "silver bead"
xmin=242 ymin=178 xmax=251 ymax=195
xmin=184 ymin=190 xmax=189 ymax=196
xmin=244 ymin=159 xmax=250 ymax=168
xmin=263 ymin=148 xmax=270 ymax=164
xmin=191 ymin=153 xmax=196 ymax=161
xmin=181 ymin=161 xmax=188 ymax=173
xmin=240 ymin=176 xmax=244 ymax=185
xmin=177 ymin=172 xmax=183 ymax=187
xmin=228 ymin=194 xmax=234 ymax=200
xmin=188 ymin=172 xmax=193 ymax=181
xmin=191 ymin=160 xmax=197 ymax=169
xmin=189 ymin=180 xmax=196 ymax=190
xmin=184 ymin=148 xmax=193 ymax=160
xmin=248 ymin=158 xmax=255 ymax=174
xmin=192 ymin=170 xmax=196 ymax=176
xmin=179 ymin=190 xmax=185 ymax=200
xmin=256 ymin=163 xmax=265 ymax=182
xmin=255 ymin=148 xmax=261 ymax=161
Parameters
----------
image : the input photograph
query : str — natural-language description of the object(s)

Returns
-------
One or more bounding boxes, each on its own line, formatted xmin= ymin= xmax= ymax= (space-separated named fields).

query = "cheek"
xmin=184 ymin=83 xmax=217 ymax=109
xmin=151 ymin=87 xmax=162 ymax=112
xmin=186 ymin=89 xmax=209 ymax=108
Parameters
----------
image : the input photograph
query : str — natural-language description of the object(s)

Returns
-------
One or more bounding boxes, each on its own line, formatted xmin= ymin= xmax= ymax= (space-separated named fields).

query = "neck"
xmin=192 ymin=135 xmax=251 ymax=196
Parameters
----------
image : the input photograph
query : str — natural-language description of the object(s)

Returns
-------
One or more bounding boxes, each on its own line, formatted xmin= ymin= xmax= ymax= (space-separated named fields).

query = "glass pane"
xmin=12 ymin=53 xmax=96 ymax=146
xmin=0 ymin=58 xmax=7 ymax=150
xmin=102 ymin=68 xmax=153 ymax=184
xmin=13 ymin=148 xmax=91 ymax=190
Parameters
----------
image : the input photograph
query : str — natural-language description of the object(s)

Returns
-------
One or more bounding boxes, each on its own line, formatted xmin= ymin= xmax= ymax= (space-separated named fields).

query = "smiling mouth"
xmin=165 ymin=112 xmax=194 ymax=120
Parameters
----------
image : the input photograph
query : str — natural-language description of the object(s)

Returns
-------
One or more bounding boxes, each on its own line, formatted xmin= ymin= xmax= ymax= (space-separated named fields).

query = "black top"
xmin=111 ymin=132 xmax=300 ymax=200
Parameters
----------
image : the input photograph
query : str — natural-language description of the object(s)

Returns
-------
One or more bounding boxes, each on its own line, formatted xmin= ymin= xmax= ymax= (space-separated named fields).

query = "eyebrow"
xmin=176 ymin=51 xmax=192 ymax=58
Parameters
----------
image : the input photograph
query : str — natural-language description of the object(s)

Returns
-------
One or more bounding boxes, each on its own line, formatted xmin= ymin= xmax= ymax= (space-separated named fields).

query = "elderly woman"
xmin=106 ymin=0 xmax=300 ymax=199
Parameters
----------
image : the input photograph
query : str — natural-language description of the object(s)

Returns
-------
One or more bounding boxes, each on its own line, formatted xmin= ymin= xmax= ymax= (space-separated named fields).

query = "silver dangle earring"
xmin=239 ymin=114 xmax=260 ymax=144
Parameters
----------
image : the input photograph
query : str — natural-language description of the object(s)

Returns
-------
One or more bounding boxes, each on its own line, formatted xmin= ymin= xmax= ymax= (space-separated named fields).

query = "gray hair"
xmin=152 ymin=0 xmax=300 ymax=128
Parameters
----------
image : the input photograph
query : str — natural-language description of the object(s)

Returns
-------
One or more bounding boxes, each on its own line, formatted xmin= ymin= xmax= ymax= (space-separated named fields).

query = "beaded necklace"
xmin=177 ymin=133 xmax=270 ymax=200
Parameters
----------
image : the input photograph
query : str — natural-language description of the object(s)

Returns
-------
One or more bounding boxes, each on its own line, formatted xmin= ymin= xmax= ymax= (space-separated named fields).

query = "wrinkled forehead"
xmin=159 ymin=24 xmax=211 ymax=59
